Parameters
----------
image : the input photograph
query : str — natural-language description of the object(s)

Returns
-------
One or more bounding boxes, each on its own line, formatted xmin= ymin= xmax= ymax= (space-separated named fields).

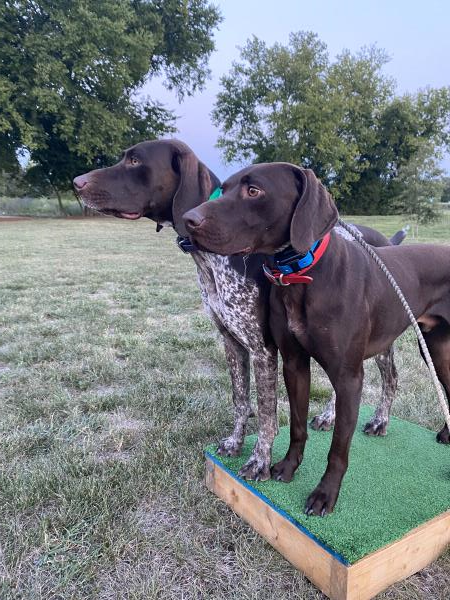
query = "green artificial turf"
xmin=206 ymin=406 xmax=450 ymax=564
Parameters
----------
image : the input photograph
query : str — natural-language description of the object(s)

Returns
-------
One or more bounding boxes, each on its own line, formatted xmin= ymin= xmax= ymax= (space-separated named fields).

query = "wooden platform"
xmin=206 ymin=454 xmax=450 ymax=600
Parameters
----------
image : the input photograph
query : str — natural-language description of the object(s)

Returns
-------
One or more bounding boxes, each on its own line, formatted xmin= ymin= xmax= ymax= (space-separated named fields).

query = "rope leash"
xmin=337 ymin=217 xmax=450 ymax=433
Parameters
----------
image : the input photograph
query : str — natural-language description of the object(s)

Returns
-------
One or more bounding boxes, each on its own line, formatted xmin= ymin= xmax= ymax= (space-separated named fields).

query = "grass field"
xmin=1 ymin=216 xmax=449 ymax=599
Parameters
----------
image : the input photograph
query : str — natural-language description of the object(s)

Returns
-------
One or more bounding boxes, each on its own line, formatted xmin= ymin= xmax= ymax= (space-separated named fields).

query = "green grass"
xmin=208 ymin=406 xmax=450 ymax=564
xmin=345 ymin=210 xmax=450 ymax=243
xmin=0 ymin=218 xmax=449 ymax=599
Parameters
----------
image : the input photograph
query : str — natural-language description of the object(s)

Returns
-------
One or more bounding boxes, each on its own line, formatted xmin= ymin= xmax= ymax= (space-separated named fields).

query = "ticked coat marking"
xmin=193 ymin=250 xmax=278 ymax=477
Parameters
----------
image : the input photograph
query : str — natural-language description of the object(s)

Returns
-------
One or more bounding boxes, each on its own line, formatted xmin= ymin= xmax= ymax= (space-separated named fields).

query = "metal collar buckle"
xmin=278 ymin=273 xmax=290 ymax=286
xmin=176 ymin=236 xmax=197 ymax=253
xmin=263 ymin=264 xmax=290 ymax=286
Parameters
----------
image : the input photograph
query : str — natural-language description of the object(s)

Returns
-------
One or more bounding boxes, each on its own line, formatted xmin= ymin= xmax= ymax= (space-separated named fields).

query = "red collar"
xmin=263 ymin=232 xmax=331 ymax=286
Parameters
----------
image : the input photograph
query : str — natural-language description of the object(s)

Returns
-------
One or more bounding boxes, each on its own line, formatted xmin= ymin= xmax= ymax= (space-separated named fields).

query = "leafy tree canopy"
xmin=0 ymin=0 xmax=221 ymax=201
xmin=213 ymin=32 xmax=450 ymax=214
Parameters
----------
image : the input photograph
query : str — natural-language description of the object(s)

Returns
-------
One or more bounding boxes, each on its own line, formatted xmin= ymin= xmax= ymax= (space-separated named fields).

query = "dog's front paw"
xmin=238 ymin=445 xmax=271 ymax=481
xmin=305 ymin=484 xmax=339 ymax=517
xmin=363 ymin=416 xmax=388 ymax=437
xmin=238 ymin=457 xmax=271 ymax=481
xmin=436 ymin=424 xmax=450 ymax=444
xmin=217 ymin=435 xmax=243 ymax=457
xmin=310 ymin=413 xmax=335 ymax=431
xmin=271 ymin=458 xmax=297 ymax=483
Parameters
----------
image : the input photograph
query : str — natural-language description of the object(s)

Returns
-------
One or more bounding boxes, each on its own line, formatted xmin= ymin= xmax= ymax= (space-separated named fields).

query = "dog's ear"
xmin=172 ymin=148 xmax=211 ymax=236
xmin=290 ymin=167 xmax=338 ymax=254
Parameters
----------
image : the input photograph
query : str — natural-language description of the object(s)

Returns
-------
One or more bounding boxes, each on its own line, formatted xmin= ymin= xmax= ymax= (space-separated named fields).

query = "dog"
xmin=74 ymin=140 xmax=278 ymax=481
xmin=183 ymin=161 xmax=450 ymax=515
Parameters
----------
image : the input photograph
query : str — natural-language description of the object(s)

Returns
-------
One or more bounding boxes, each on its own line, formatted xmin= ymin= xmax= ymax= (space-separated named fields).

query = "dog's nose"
xmin=73 ymin=174 xmax=89 ymax=190
xmin=184 ymin=208 xmax=205 ymax=231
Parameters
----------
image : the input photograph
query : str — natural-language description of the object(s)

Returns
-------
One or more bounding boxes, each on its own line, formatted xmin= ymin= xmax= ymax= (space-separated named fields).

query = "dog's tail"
xmin=389 ymin=226 xmax=409 ymax=246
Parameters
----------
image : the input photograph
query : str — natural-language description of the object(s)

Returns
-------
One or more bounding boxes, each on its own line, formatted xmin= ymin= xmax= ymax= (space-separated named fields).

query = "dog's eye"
xmin=130 ymin=156 xmax=140 ymax=166
xmin=248 ymin=186 xmax=260 ymax=197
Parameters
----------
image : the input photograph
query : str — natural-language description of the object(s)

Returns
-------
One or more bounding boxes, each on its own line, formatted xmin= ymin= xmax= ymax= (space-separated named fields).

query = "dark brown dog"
xmin=184 ymin=162 xmax=450 ymax=515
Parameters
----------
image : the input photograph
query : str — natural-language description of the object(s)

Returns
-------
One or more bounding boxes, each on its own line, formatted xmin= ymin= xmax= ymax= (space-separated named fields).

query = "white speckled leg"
xmin=217 ymin=331 xmax=251 ymax=456
xmin=238 ymin=348 xmax=278 ymax=481
xmin=364 ymin=346 xmax=397 ymax=436
xmin=310 ymin=391 xmax=336 ymax=431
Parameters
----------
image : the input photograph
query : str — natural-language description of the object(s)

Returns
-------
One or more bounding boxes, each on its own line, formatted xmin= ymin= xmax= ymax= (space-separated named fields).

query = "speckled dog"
xmin=74 ymin=140 xmax=278 ymax=481
xmin=184 ymin=162 xmax=450 ymax=514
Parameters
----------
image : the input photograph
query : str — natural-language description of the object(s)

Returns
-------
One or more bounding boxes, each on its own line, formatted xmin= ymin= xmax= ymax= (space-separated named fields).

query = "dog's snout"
xmin=73 ymin=174 xmax=89 ymax=191
xmin=184 ymin=208 xmax=205 ymax=231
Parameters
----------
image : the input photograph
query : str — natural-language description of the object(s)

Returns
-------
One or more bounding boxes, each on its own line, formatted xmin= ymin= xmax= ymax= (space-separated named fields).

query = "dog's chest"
xmin=284 ymin=293 xmax=308 ymax=340
xmin=193 ymin=253 xmax=262 ymax=349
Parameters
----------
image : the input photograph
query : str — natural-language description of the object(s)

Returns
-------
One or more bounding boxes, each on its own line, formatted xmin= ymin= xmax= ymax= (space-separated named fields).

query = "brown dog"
xmin=184 ymin=162 xmax=450 ymax=515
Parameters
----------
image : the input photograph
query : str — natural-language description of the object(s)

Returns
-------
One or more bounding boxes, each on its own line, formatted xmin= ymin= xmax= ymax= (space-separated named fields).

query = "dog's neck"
xmin=171 ymin=176 xmax=220 ymax=240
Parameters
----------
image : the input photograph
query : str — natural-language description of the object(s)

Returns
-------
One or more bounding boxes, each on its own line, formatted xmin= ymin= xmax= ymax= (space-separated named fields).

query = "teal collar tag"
xmin=208 ymin=187 xmax=222 ymax=201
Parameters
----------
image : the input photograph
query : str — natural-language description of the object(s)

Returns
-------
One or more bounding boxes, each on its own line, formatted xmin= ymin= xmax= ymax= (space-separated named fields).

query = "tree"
xmin=213 ymin=32 xmax=450 ymax=214
xmin=0 ymin=0 xmax=221 ymax=212
xmin=441 ymin=177 xmax=450 ymax=203
xmin=393 ymin=141 xmax=444 ymax=232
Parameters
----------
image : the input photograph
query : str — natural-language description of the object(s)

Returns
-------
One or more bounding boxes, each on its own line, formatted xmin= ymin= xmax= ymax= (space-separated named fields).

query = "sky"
xmin=142 ymin=0 xmax=450 ymax=180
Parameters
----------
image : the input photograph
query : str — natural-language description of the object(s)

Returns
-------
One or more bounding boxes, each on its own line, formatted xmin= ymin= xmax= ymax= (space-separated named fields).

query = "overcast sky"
xmin=143 ymin=0 xmax=450 ymax=180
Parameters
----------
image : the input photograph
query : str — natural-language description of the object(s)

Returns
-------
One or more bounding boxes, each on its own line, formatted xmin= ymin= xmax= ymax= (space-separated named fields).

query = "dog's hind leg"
xmin=217 ymin=329 xmax=251 ymax=457
xmin=311 ymin=346 xmax=398 ymax=435
xmin=310 ymin=391 xmax=336 ymax=431
xmin=419 ymin=323 xmax=450 ymax=444
xmin=363 ymin=345 xmax=398 ymax=436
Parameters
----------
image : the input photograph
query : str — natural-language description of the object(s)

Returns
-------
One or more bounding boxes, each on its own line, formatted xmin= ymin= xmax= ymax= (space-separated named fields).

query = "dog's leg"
xmin=238 ymin=346 xmax=278 ymax=481
xmin=305 ymin=367 xmax=364 ymax=516
xmin=419 ymin=325 xmax=450 ymax=445
xmin=310 ymin=391 xmax=336 ymax=431
xmin=217 ymin=329 xmax=251 ymax=457
xmin=363 ymin=345 xmax=398 ymax=436
xmin=271 ymin=351 xmax=311 ymax=482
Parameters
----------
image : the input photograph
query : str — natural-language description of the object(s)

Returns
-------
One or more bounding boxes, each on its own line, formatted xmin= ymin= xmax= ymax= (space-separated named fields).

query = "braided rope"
xmin=337 ymin=217 xmax=450 ymax=433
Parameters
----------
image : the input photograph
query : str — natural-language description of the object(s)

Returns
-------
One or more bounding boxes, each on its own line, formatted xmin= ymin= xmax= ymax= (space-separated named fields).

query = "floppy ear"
xmin=172 ymin=148 xmax=212 ymax=236
xmin=290 ymin=167 xmax=338 ymax=254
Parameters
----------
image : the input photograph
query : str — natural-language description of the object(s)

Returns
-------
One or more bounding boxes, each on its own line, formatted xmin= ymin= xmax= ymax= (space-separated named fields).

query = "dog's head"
xmin=73 ymin=139 xmax=216 ymax=236
xmin=183 ymin=162 xmax=338 ymax=255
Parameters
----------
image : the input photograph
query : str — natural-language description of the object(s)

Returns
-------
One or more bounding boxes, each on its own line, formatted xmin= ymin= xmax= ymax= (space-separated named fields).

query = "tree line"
xmin=213 ymin=32 xmax=450 ymax=219
xmin=1 ymin=4 xmax=449 ymax=220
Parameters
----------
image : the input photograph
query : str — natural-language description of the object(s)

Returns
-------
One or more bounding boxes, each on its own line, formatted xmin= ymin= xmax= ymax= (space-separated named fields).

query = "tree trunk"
xmin=55 ymin=188 xmax=68 ymax=216
xmin=73 ymin=191 xmax=83 ymax=215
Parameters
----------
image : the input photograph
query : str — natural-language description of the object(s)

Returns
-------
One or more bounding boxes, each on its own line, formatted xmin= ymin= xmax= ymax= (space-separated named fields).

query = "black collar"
xmin=176 ymin=235 xmax=197 ymax=253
